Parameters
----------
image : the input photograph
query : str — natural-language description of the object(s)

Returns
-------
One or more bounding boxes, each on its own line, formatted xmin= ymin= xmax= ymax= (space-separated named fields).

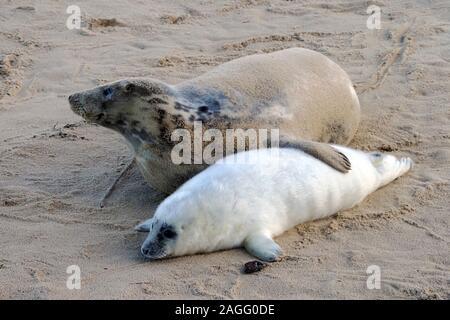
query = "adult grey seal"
xmin=68 ymin=48 xmax=360 ymax=194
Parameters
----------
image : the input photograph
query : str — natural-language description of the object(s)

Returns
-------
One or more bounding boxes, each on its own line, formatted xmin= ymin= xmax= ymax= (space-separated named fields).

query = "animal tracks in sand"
xmin=0 ymin=53 xmax=23 ymax=101
xmin=0 ymin=31 xmax=46 ymax=104
xmin=33 ymin=122 xmax=90 ymax=142
xmin=356 ymin=24 xmax=415 ymax=94
xmin=221 ymin=31 xmax=357 ymax=52
xmin=154 ymin=31 xmax=358 ymax=74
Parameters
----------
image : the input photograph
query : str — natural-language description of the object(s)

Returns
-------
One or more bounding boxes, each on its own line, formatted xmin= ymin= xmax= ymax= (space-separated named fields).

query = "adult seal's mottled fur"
xmin=68 ymin=48 xmax=361 ymax=194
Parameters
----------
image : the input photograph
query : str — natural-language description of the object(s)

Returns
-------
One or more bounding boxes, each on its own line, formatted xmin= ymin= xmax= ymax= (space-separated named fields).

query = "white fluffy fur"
xmin=137 ymin=146 xmax=412 ymax=261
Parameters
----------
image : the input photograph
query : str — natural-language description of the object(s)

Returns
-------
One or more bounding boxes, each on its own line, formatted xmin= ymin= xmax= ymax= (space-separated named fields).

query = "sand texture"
xmin=0 ymin=0 xmax=449 ymax=299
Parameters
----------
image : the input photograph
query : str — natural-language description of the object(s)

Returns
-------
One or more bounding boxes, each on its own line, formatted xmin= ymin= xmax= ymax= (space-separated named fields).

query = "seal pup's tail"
xmin=369 ymin=152 xmax=413 ymax=187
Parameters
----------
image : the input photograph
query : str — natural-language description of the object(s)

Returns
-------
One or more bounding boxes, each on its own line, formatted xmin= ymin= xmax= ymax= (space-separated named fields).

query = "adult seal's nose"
xmin=141 ymin=247 xmax=150 ymax=257
xmin=68 ymin=93 xmax=80 ymax=105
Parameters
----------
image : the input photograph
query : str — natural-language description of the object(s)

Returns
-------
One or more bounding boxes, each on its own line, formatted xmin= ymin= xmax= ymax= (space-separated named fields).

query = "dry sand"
xmin=0 ymin=0 xmax=449 ymax=299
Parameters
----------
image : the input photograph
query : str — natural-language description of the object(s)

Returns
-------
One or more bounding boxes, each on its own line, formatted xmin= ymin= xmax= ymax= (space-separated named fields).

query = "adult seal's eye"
xmin=163 ymin=229 xmax=177 ymax=239
xmin=124 ymin=83 xmax=135 ymax=93
xmin=103 ymin=88 xmax=113 ymax=98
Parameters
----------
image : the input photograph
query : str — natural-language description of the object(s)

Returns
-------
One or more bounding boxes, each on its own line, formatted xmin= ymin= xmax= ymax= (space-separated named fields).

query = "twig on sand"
xmin=100 ymin=159 xmax=135 ymax=208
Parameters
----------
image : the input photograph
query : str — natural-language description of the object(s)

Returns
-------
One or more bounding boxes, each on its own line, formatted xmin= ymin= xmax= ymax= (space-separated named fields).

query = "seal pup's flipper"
xmin=244 ymin=233 xmax=283 ymax=262
xmin=135 ymin=218 xmax=154 ymax=232
xmin=279 ymin=139 xmax=351 ymax=173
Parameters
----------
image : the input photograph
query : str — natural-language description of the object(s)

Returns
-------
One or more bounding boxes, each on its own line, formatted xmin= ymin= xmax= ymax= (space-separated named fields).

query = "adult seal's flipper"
xmin=279 ymin=139 xmax=351 ymax=173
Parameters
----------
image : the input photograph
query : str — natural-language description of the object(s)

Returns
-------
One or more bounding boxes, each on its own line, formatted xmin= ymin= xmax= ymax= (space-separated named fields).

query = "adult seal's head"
xmin=68 ymin=78 xmax=175 ymax=146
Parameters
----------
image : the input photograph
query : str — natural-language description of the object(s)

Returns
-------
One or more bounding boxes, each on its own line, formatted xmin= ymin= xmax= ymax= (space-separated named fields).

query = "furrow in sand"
xmin=0 ymin=212 xmax=132 ymax=231
xmin=357 ymin=25 xmax=414 ymax=94
xmin=400 ymin=217 xmax=449 ymax=243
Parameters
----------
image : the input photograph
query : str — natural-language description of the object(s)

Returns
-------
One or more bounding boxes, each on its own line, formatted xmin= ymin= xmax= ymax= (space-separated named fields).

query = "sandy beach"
xmin=0 ymin=0 xmax=449 ymax=299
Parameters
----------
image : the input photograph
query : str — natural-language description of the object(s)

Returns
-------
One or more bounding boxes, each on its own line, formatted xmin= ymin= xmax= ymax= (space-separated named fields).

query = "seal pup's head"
xmin=139 ymin=218 xmax=179 ymax=259
xmin=136 ymin=190 xmax=235 ymax=260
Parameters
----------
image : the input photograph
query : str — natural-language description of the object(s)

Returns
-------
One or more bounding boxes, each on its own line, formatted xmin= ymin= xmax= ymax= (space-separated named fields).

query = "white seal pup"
xmin=68 ymin=48 xmax=360 ymax=194
xmin=136 ymin=146 xmax=412 ymax=261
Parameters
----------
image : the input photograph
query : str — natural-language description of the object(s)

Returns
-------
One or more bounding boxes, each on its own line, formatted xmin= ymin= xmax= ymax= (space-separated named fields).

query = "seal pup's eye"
xmin=373 ymin=152 xmax=382 ymax=157
xmin=198 ymin=106 xmax=209 ymax=113
xmin=163 ymin=229 xmax=177 ymax=239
